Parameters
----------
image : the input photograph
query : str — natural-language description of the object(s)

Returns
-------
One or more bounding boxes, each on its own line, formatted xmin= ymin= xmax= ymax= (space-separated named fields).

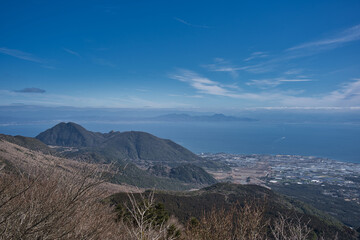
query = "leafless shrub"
xmin=0 ymin=164 xmax=121 ymax=240
xmin=122 ymin=191 xmax=180 ymax=240
xmin=232 ymin=201 xmax=268 ymax=240
xmin=270 ymin=213 xmax=312 ymax=240
xmin=184 ymin=206 xmax=233 ymax=240
xmin=184 ymin=201 xmax=268 ymax=240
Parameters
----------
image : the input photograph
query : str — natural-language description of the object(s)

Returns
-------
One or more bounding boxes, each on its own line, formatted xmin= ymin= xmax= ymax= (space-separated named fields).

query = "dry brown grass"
xmin=0 ymin=139 xmax=315 ymax=240
xmin=0 ymin=165 xmax=122 ymax=239
xmin=184 ymin=201 xmax=268 ymax=240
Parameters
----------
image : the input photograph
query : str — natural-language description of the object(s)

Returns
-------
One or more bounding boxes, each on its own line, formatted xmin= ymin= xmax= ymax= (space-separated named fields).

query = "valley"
xmin=1 ymin=122 xmax=359 ymax=239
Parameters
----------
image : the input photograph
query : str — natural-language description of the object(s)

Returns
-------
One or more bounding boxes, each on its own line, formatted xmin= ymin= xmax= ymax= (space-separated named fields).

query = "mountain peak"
xmin=36 ymin=122 xmax=201 ymax=163
xmin=36 ymin=122 xmax=103 ymax=147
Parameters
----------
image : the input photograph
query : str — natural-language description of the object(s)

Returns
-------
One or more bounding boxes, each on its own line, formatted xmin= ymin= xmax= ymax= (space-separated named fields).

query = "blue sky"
xmin=1 ymin=0 xmax=360 ymax=111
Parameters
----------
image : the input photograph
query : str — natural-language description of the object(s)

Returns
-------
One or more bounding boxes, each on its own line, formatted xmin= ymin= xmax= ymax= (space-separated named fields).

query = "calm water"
xmin=1 ymin=121 xmax=359 ymax=164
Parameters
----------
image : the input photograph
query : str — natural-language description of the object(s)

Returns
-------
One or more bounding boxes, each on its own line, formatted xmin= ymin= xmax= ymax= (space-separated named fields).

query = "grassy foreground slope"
xmin=111 ymin=183 xmax=358 ymax=240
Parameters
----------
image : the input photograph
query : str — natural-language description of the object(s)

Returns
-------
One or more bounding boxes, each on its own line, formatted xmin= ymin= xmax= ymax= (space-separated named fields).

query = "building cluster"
xmin=200 ymin=153 xmax=360 ymax=204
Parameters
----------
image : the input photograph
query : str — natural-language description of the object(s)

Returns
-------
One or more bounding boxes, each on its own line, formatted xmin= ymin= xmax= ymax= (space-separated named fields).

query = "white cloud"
xmin=281 ymin=79 xmax=360 ymax=107
xmin=170 ymin=69 xmax=243 ymax=97
xmin=0 ymin=47 xmax=43 ymax=63
xmin=288 ymin=24 xmax=360 ymax=51
xmin=244 ymin=51 xmax=268 ymax=61
xmin=247 ymin=78 xmax=313 ymax=88
xmin=0 ymin=89 xmax=188 ymax=109
xmin=63 ymin=48 xmax=81 ymax=57
xmin=174 ymin=17 xmax=210 ymax=28
xmin=170 ymin=69 xmax=360 ymax=108
xmin=202 ymin=58 xmax=247 ymax=77
xmin=214 ymin=24 xmax=360 ymax=75
xmin=91 ymin=57 xmax=116 ymax=67
xmin=284 ymin=69 xmax=303 ymax=75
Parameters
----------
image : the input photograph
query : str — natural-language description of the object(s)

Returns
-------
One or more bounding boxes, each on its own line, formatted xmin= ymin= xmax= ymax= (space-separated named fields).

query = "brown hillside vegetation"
xmin=0 ymin=139 xmax=141 ymax=194
xmin=0 ymin=139 xmax=357 ymax=239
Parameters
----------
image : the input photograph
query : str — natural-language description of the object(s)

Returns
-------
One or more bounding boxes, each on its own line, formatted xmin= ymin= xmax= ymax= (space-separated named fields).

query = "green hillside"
xmin=36 ymin=122 xmax=201 ymax=164
xmin=169 ymin=164 xmax=217 ymax=184
xmin=36 ymin=122 xmax=104 ymax=147
xmin=35 ymin=122 xmax=218 ymax=187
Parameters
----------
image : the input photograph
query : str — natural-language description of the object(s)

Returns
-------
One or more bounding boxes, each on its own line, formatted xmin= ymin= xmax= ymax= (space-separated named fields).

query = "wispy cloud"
xmin=170 ymin=69 xmax=241 ymax=97
xmin=244 ymin=51 xmax=268 ymax=61
xmin=174 ymin=17 xmax=210 ymax=28
xmin=208 ymin=24 xmax=360 ymax=75
xmin=202 ymin=58 xmax=246 ymax=77
xmin=0 ymin=89 xmax=188 ymax=108
xmin=14 ymin=88 xmax=46 ymax=93
xmin=288 ymin=24 xmax=360 ymax=51
xmin=282 ymin=79 xmax=360 ymax=107
xmin=170 ymin=68 xmax=360 ymax=108
xmin=247 ymin=78 xmax=312 ymax=88
xmin=284 ymin=69 xmax=303 ymax=75
xmin=0 ymin=47 xmax=43 ymax=63
xmin=63 ymin=48 xmax=81 ymax=57
xmin=91 ymin=57 xmax=116 ymax=67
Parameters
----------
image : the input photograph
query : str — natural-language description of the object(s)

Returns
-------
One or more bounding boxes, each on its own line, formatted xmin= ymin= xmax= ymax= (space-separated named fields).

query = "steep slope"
xmin=0 ymin=134 xmax=53 ymax=154
xmin=36 ymin=122 xmax=104 ymax=147
xmin=111 ymin=183 xmax=358 ymax=240
xmin=35 ymin=122 xmax=217 ymax=187
xmin=0 ymin=138 xmax=195 ymax=191
xmin=100 ymin=131 xmax=200 ymax=163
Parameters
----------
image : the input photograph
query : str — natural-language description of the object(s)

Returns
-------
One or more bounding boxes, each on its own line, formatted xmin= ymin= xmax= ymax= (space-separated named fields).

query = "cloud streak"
xmin=247 ymin=78 xmax=313 ymax=88
xmin=0 ymin=47 xmax=43 ymax=63
xmin=174 ymin=17 xmax=210 ymax=28
xmin=202 ymin=58 xmax=247 ymax=77
xmin=63 ymin=48 xmax=81 ymax=57
xmin=170 ymin=69 xmax=241 ymax=97
xmin=244 ymin=51 xmax=268 ymax=61
xmin=203 ymin=24 xmax=360 ymax=76
xmin=91 ymin=57 xmax=116 ymax=67
xmin=288 ymin=24 xmax=360 ymax=51
xmin=171 ymin=69 xmax=360 ymax=108
xmin=15 ymin=88 xmax=46 ymax=93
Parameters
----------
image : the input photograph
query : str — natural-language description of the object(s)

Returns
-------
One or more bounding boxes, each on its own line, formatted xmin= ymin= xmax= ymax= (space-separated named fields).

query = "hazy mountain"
xmin=152 ymin=113 xmax=257 ymax=122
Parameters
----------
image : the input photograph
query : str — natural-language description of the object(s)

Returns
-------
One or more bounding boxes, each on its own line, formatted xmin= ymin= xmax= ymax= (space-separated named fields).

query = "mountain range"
xmin=0 ymin=123 xmax=358 ymax=239
xmin=34 ymin=122 xmax=219 ymax=188
xmin=36 ymin=122 xmax=201 ymax=164
xmin=151 ymin=113 xmax=258 ymax=122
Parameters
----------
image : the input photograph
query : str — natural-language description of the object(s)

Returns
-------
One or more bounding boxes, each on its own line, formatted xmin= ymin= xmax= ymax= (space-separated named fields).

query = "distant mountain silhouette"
xmin=152 ymin=113 xmax=257 ymax=122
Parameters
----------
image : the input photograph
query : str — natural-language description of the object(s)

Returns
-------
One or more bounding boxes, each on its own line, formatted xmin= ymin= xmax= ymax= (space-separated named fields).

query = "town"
xmin=201 ymin=153 xmax=360 ymax=205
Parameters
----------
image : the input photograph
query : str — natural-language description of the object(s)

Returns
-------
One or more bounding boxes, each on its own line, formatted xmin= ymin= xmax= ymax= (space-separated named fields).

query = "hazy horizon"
xmin=1 ymin=1 xmax=360 ymax=111
xmin=1 ymin=1 xmax=360 ymax=163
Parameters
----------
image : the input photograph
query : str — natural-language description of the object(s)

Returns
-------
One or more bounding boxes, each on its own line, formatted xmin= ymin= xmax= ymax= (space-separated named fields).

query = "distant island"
xmin=151 ymin=113 xmax=258 ymax=122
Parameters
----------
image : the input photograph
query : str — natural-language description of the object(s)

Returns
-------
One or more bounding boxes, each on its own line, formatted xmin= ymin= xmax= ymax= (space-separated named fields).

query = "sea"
xmin=0 ymin=121 xmax=359 ymax=164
